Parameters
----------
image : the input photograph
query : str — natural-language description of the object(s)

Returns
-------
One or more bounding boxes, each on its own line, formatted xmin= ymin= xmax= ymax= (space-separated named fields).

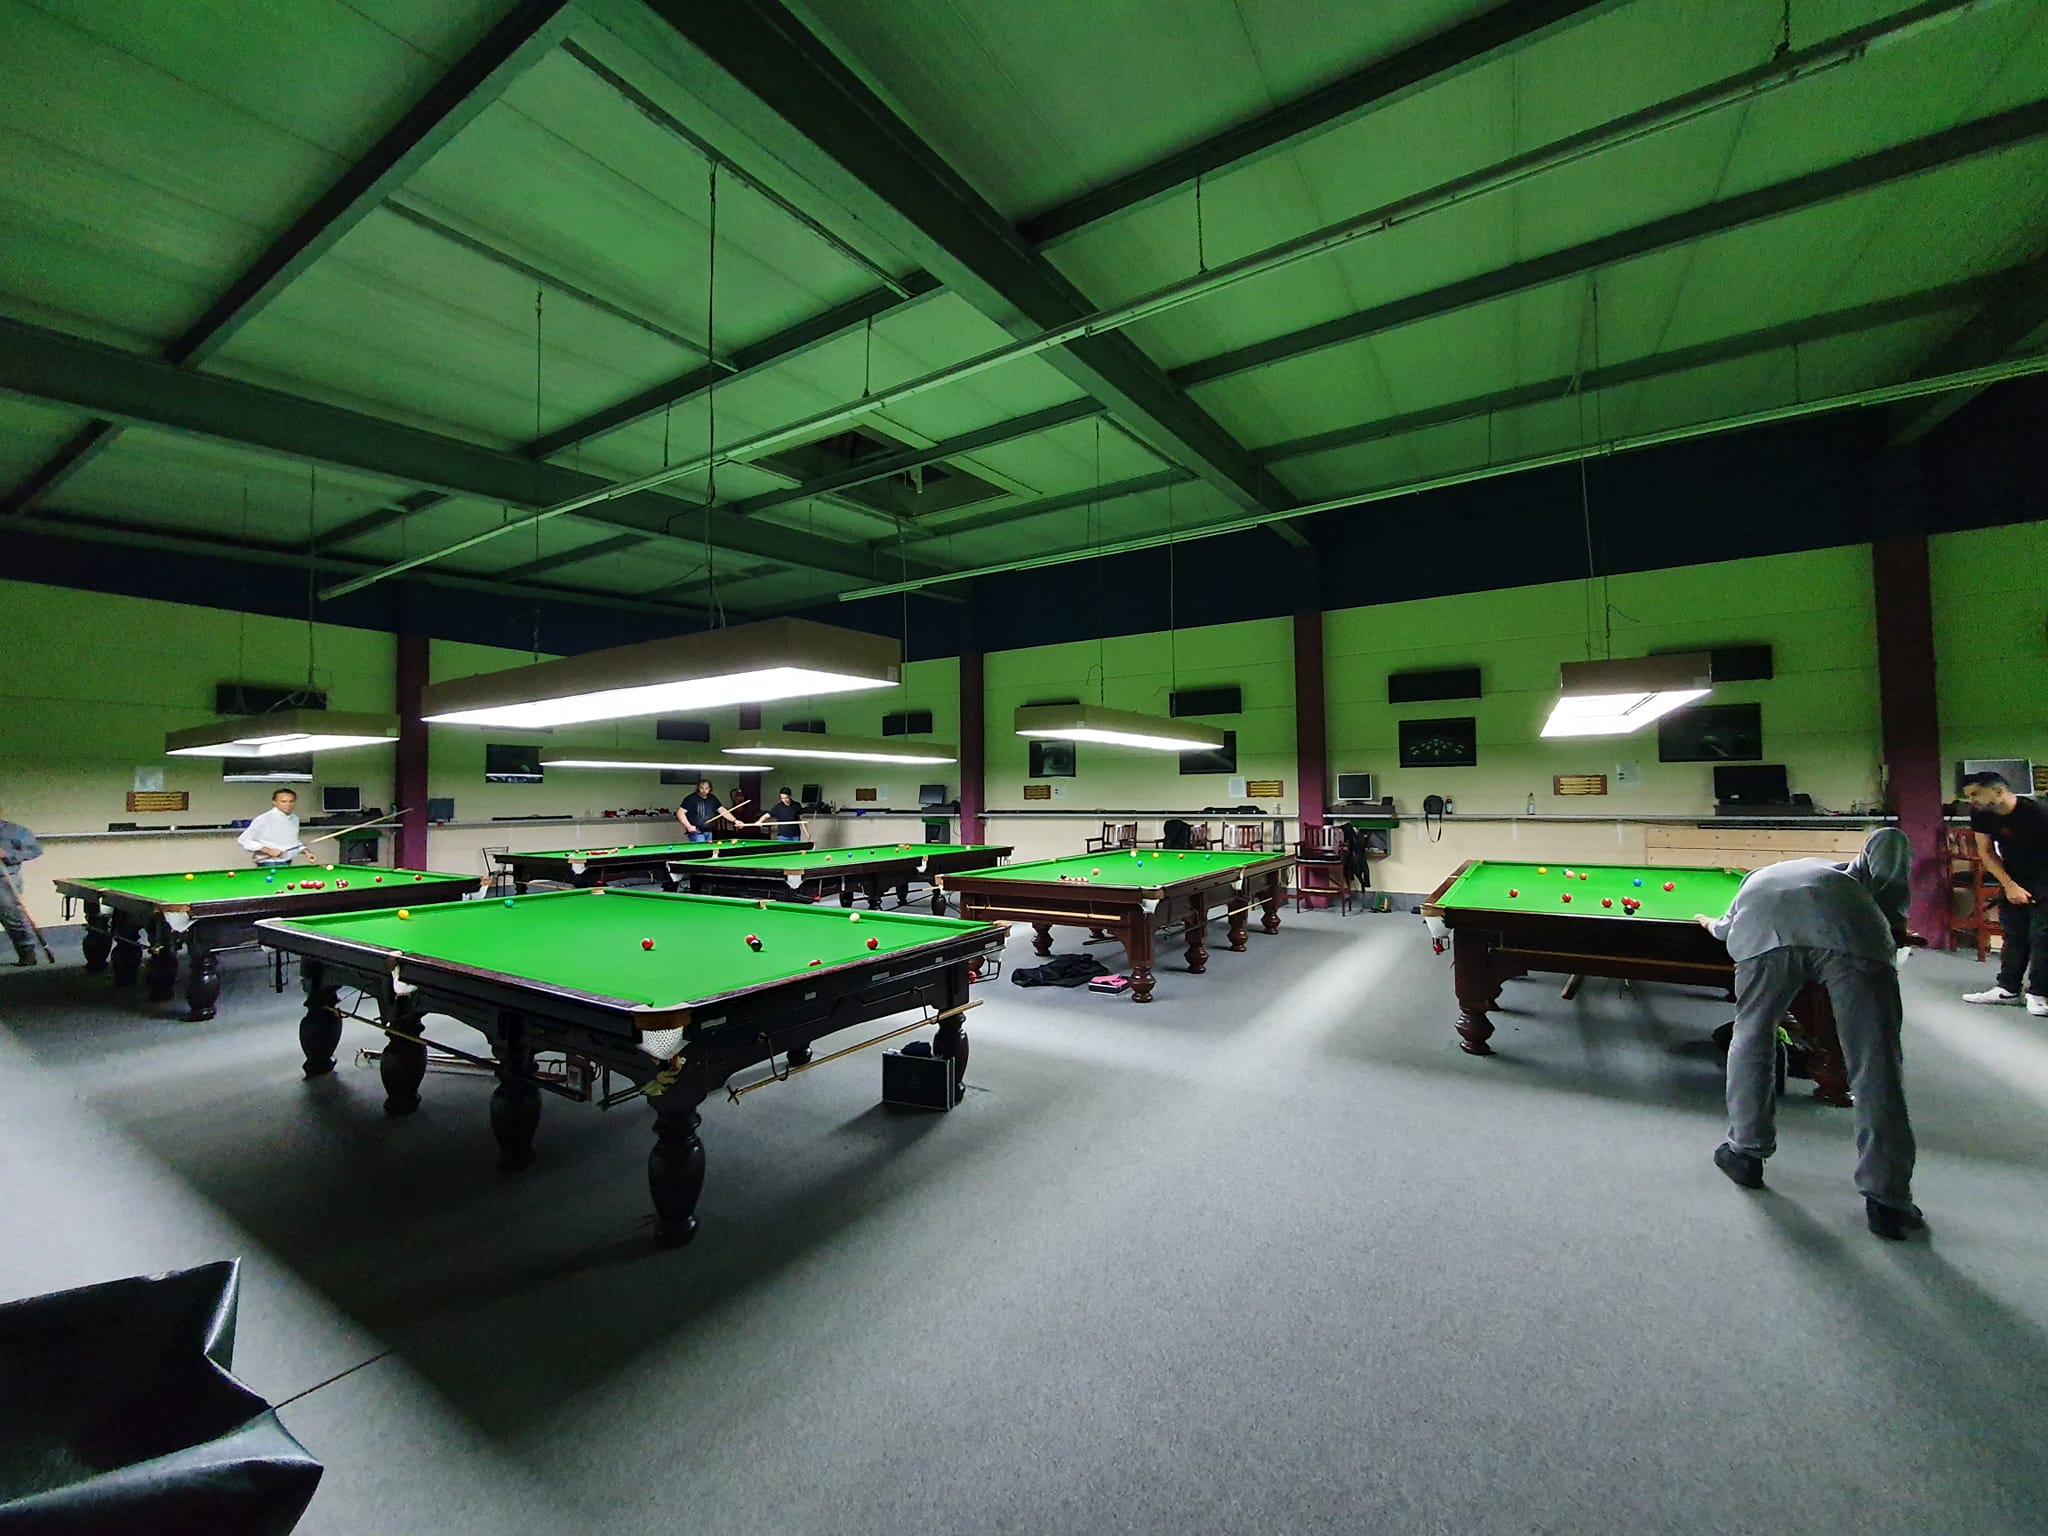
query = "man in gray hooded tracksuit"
xmin=1699 ymin=828 xmax=1922 ymax=1240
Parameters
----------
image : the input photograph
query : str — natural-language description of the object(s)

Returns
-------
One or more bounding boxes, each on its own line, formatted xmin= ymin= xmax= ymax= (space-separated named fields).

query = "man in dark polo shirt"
xmin=759 ymin=787 xmax=805 ymax=842
xmin=1961 ymin=771 xmax=2048 ymax=1014
xmin=676 ymin=779 xmax=738 ymax=844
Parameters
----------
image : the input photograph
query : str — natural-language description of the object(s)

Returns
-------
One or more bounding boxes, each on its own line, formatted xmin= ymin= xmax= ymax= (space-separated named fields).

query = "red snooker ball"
xmin=807 ymin=958 xmax=823 ymax=968
xmin=865 ymin=937 xmax=879 ymax=950
xmin=745 ymin=934 xmax=762 ymax=950
xmin=641 ymin=938 xmax=655 ymax=951
xmin=1561 ymin=893 xmax=1572 ymax=903
xmin=1601 ymin=898 xmax=1612 ymax=908
xmin=1663 ymin=881 xmax=1675 ymax=891
xmin=1507 ymin=888 xmax=1518 ymax=898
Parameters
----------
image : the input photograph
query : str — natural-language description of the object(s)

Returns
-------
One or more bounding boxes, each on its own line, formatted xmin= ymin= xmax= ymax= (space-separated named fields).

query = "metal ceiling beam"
xmin=887 ymin=468 xmax=1196 ymax=548
xmin=1259 ymin=269 xmax=2020 ymax=463
xmin=726 ymin=398 xmax=1100 ymax=518
xmin=0 ymin=315 xmax=939 ymax=588
xmin=6 ymin=506 xmax=712 ymax=623
xmin=1887 ymin=254 xmax=2048 ymax=444
xmin=526 ymin=274 xmax=941 ymax=458
xmin=0 ymin=0 xmax=578 ymax=517
xmin=596 ymin=0 xmax=1296 ymax=527
xmin=320 ymin=490 xmax=450 ymax=550
xmin=1019 ymin=0 xmax=1629 ymax=247
xmin=1176 ymin=99 xmax=2048 ymax=388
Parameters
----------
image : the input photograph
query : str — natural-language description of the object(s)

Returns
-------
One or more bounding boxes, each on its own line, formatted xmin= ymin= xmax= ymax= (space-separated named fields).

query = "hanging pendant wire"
xmin=304 ymin=466 xmax=318 ymax=697
xmin=1166 ymin=477 xmax=1177 ymax=697
xmin=1092 ymin=419 xmax=1106 ymax=705
xmin=704 ymin=160 xmax=723 ymax=628
xmin=532 ymin=286 xmax=547 ymax=660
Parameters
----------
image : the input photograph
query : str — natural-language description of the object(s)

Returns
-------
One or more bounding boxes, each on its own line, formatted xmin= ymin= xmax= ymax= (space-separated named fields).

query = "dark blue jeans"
xmin=1997 ymin=898 xmax=2048 ymax=996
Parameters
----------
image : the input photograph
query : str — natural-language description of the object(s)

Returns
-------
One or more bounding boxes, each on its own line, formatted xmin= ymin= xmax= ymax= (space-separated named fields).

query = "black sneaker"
xmin=1866 ymin=1199 xmax=1927 ymax=1241
xmin=1714 ymin=1143 xmax=1765 ymax=1189
xmin=10 ymin=950 xmax=34 ymax=968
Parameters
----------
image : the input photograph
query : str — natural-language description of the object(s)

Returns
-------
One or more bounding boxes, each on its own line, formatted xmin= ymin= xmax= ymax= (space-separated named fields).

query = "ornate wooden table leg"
xmin=298 ymin=960 xmax=344 ymax=1077
xmin=80 ymin=899 xmax=112 ymax=973
xmin=183 ymin=942 xmax=221 ymax=1022
xmin=109 ymin=913 xmax=143 ymax=986
xmin=1226 ymin=890 xmax=1251 ymax=952
xmin=648 ymin=1080 xmax=708 ymax=1246
xmin=1183 ymin=894 xmax=1209 ymax=973
xmin=1127 ymin=919 xmax=1157 ymax=1003
xmin=379 ymin=998 xmax=429 ymax=1116
xmin=1031 ymin=921 xmax=1054 ymax=958
xmin=489 ymin=1015 xmax=541 ymax=1171
xmin=143 ymin=924 xmax=179 ymax=1002
xmin=934 ymin=967 xmax=970 ymax=1088
xmin=1792 ymin=986 xmax=1853 ymax=1107
xmin=1261 ymin=874 xmax=1283 ymax=934
xmin=1453 ymin=931 xmax=1508 ymax=1056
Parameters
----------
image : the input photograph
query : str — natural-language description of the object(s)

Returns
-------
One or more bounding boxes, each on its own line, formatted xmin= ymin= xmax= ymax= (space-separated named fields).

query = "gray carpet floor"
xmin=3 ymin=908 xmax=2046 ymax=1535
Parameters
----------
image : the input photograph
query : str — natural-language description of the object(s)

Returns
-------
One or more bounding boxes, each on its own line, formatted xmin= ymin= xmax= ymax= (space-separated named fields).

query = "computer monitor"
xmin=1334 ymin=772 xmax=1375 ymax=803
xmin=1714 ymin=764 xmax=1789 ymax=806
xmin=322 ymin=785 xmax=362 ymax=814
xmin=801 ymin=783 xmax=823 ymax=805
xmin=426 ymin=797 xmax=455 ymax=823
xmin=919 ymin=783 xmax=947 ymax=808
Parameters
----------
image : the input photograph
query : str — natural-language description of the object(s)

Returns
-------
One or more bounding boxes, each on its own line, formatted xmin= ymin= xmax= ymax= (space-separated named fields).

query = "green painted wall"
xmin=1928 ymin=521 xmax=2048 ymax=784
xmin=1324 ymin=547 xmax=1883 ymax=815
xmin=0 ymin=578 xmax=394 ymax=836
xmin=984 ymin=619 xmax=1297 ymax=812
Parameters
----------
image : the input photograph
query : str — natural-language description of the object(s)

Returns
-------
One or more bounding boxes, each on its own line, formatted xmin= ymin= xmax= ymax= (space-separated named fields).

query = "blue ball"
xmin=1632 ymin=878 xmax=1643 ymax=887
xmin=264 ymin=874 xmax=275 ymax=883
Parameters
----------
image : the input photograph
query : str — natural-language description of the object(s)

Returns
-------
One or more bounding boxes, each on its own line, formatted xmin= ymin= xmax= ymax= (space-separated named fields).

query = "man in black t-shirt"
xmin=759 ymin=787 xmax=805 ymax=842
xmin=1961 ymin=771 xmax=2048 ymax=1013
xmin=676 ymin=779 xmax=738 ymax=844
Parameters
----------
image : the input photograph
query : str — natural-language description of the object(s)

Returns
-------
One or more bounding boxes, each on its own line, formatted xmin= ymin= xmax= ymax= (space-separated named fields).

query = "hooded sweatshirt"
xmin=1705 ymin=828 xmax=1911 ymax=965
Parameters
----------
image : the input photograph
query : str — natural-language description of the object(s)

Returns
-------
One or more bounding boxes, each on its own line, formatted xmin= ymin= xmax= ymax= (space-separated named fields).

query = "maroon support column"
xmin=394 ymin=632 xmax=428 ymax=870
xmin=1293 ymin=610 xmax=1327 ymax=831
xmin=1871 ymin=535 xmax=1947 ymax=945
xmin=959 ymin=650 xmax=985 ymax=844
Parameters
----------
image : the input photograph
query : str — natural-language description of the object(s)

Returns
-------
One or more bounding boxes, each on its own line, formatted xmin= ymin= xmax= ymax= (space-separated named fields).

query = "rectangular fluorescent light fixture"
xmin=1014 ymin=703 xmax=1226 ymax=752
xmin=421 ymin=618 xmax=900 ymax=729
xmin=540 ymin=747 xmax=778 ymax=772
xmin=166 ymin=709 xmax=399 ymax=757
xmin=1540 ymin=654 xmax=1711 ymax=739
xmin=722 ymin=730 xmax=957 ymax=766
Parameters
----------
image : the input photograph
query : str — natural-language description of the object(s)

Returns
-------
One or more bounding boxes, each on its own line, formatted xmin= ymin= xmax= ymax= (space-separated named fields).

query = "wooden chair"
xmin=1222 ymin=823 xmax=1264 ymax=852
xmin=1087 ymin=822 xmax=1140 ymax=853
xmin=1293 ymin=823 xmax=1350 ymax=913
xmin=1946 ymin=826 xmax=2002 ymax=961
xmin=481 ymin=846 xmax=514 ymax=898
xmin=1184 ymin=821 xmax=1213 ymax=849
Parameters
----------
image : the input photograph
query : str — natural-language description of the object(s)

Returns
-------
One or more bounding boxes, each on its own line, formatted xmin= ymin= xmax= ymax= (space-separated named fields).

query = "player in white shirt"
xmin=237 ymin=787 xmax=305 ymax=866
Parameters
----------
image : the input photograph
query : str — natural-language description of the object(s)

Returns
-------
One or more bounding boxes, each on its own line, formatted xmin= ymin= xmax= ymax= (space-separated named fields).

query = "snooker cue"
xmin=293 ymin=808 xmax=411 ymax=858
xmin=0 ymin=862 xmax=57 ymax=964
xmin=727 ymin=999 xmax=982 ymax=1102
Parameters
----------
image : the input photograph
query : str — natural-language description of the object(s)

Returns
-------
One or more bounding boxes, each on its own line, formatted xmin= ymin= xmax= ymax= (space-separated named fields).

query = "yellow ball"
xmin=396 ymin=909 xmax=411 ymax=920
xmin=183 ymin=873 xmax=195 ymax=880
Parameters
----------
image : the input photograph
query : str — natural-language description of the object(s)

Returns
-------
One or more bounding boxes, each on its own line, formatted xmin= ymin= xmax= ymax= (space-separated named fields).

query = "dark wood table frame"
xmin=1422 ymin=860 xmax=1850 ymax=1105
xmin=938 ymin=854 xmax=1295 ymax=1003
xmin=497 ymin=840 xmax=813 ymax=892
xmin=53 ymin=874 xmax=478 ymax=1021
xmin=669 ymin=845 xmax=1014 ymax=913
xmin=256 ymin=902 xmax=1007 ymax=1245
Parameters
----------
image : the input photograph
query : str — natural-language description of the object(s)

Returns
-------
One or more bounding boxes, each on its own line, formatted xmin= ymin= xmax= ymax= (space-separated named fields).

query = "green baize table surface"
xmin=1432 ymin=860 xmax=1747 ymax=920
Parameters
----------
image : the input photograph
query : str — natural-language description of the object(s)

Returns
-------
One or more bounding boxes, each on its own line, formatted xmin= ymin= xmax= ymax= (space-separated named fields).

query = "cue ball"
xmin=1601 ymin=898 xmax=1612 ymax=908
xmin=641 ymin=938 xmax=655 ymax=950
xmin=849 ymin=912 xmax=861 ymax=921
xmin=326 ymin=864 xmax=335 ymax=871
xmin=866 ymin=937 xmax=879 ymax=950
xmin=1663 ymin=881 xmax=1676 ymax=891
xmin=396 ymin=909 xmax=411 ymax=919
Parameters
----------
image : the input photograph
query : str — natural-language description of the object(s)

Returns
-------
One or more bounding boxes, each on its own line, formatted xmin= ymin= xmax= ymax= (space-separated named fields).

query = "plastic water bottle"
xmin=1526 ymin=793 xmax=1536 ymax=815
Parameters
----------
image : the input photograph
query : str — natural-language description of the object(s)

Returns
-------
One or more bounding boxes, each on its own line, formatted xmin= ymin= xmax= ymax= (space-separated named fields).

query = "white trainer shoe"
xmin=2028 ymin=995 xmax=2048 ymax=1017
xmin=1962 ymin=986 xmax=2022 ymax=1004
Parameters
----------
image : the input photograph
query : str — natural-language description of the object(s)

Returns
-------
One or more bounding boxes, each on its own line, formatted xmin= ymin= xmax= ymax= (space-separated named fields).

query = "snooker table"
xmin=52 ymin=865 xmax=479 ymax=1021
xmin=495 ymin=838 xmax=811 ymax=892
xmin=1421 ymin=859 xmax=1849 ymax=1104
xmin=668 ymin=843 xmax=1014 ymax=912
xmin=938 ymin=848 xmax=1296 ymax=1003
xmin=256 ymin=888 xmax=1007 ymax=1245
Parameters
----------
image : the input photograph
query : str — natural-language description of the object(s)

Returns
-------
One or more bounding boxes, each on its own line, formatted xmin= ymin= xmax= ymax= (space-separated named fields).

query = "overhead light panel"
xmin=1014 ymin=704 xmax=1225 ymax=752
xmin=723 ymin=730 xmax=957 ymax=766
xmin=1541 ymin=655 xmax=1711 ymax=738
xmin=421 ymin=618 xmax=901 ymax=729
xmin=165 ymin=710 xmax=399 ymax=757
xmin=540 ymin=747 xmax=778 ymax=772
